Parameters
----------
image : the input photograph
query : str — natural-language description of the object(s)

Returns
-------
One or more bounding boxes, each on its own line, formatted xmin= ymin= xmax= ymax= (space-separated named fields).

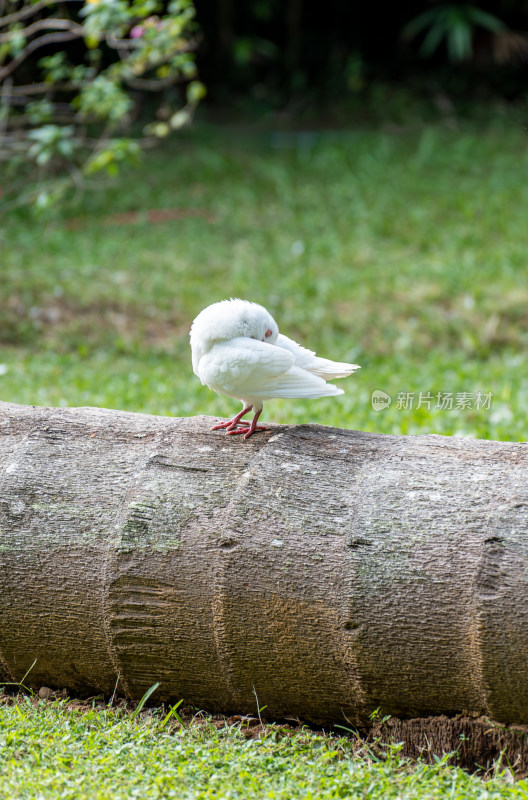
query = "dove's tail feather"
xmin=252 ymin=366 xmax=346 ymax=400
xmin=306 ymin=358 xmax=361 ymax=380
xmin=274 ymin=334 xmax=360 ymax=380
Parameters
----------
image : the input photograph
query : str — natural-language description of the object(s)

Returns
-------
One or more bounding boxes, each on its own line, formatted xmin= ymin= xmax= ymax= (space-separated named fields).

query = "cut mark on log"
xmin=344 ymin=620 xmax=361 ymax=631
xmin=209 ymin=450 xmax=272 ymax=709
xmin=476 ymin=536 xmax=505 ymax=601
xmin=346 ymin=537 xmax=373 ymax=549
xmin=122 ymin=502 xmax=156 ymax=542
xmin=106 ymin=572 xmax=179 ymax=699
xmin=147 ymin=454 xmax=209 ymax=473
xmin=219 ymin=536 xmax=238 ymax=550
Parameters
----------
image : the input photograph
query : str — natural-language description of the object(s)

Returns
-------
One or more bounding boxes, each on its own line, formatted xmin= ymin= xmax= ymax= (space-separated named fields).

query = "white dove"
xmin=190 ymin=299 xmax=360 ymax=439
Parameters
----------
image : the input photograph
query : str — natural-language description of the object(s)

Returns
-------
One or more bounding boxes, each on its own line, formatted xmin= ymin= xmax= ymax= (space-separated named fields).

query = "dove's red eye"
xmin=265 ymin=328 xmax=272 ymax=338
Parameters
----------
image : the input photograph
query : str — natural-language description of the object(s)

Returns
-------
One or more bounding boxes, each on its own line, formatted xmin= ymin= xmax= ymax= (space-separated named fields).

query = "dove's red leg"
xmin=226 ymin=408 xmax=267 ymax=439
xmin=211 ymin=406 xmax=252 ymax=432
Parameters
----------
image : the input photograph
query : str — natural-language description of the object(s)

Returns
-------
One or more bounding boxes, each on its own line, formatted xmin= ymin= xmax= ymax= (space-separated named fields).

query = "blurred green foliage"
xmin=194 ymin=0 xmax=528 ymax=108
xmin=403 ymin=5 xmax=506 ymax=62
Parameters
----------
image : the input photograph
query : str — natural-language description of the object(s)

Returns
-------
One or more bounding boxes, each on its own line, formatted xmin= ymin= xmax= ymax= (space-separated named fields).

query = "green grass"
xmin=2 ymin=118 xmax=528 ymax=795
xmin=1 ymin=119 xmax=527 ymax=440
xmin=0 ymin=693 xmax=525 ymax=799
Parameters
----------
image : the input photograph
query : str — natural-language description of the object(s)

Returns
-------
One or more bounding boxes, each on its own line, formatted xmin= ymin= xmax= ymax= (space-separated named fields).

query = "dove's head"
xmin=190 ymin=299 xmax=279 ymax=374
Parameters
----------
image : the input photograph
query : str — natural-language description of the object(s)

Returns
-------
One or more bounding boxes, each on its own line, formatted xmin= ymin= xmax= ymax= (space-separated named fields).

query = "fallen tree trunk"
xmin=1 ymin=402 xmax=528 ymax=760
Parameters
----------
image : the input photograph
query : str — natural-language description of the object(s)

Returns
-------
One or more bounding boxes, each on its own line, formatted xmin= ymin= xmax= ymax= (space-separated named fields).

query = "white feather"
xmin=275 ymin=334 xmax=360 ymax=379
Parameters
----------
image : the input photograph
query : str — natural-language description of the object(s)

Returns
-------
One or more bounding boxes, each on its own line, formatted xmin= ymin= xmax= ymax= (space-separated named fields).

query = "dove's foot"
xmin=211 ymin=420 xmax=244 ymax=431
xmin=226 ymin=408 xmax=266 ymax=440
xmin=226 ymin=425 xmax=268 ymax=440
xmin=211 ymin=406 xmax=252 ymax=432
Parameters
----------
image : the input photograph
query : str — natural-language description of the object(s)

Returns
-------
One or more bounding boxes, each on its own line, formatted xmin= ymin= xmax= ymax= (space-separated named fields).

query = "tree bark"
xmin=1 ymin=402 xmax=528 ymax=743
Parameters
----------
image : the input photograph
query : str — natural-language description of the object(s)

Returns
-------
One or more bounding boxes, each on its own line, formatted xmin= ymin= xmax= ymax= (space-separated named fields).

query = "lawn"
xmin=1 ymin=118 xmax=527 ymax=440
xmin=1 ymin=116 xmax=528 ymax=796
xmin=0 ymin=693 xmax=525 ymax=799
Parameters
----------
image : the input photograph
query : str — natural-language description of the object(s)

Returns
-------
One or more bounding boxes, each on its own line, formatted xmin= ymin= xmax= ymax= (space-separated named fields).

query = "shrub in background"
xmin=0 ymin=0 xmax=205 ymax=213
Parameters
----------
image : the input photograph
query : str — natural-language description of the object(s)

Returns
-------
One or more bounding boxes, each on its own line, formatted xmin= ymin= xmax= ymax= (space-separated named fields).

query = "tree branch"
xmin=0 ymin=18 xmax=84 ymax=44
xmin=0 ymin=76 xmax=12 ymax=138
xmin=0 ymin=0 xmax=82 ymax=28
xmin=121 ymin=74 xmax=181 ymax=91
xmin=7 ymin=81 xmax=81 ymax=96
xmin=0 ymin=30 xmax=84 ymax=80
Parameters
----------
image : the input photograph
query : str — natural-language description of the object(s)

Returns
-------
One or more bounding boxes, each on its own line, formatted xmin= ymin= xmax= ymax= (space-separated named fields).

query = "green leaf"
xmin=420 ymin=18 xmax=448 ymax=57
xmin=130 ymin=682 xmax=160 ymax=721
xmin=404 ymin=4 xmax=508 ymax=62
xmin=161 ymin=699 xmax=185 ymax=728
xmin=447 ymin=20 xmax=472 ymax=61
xmin=467 ymin=7 xmax=506 ymax=33
xmin=186 ymin=80 xmax=206 ymax=105
xmin=168 ymin=110 xmax=190 ymax=130
xmin=402 ymin=8 xmax=444 ymax=41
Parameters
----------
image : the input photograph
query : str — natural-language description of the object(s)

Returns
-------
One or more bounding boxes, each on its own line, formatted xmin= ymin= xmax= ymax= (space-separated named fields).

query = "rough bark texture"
xmin=1 ymin=402 xmax=528 ymax=765
xmin=370 ymin=715 xmax=528 ymax=774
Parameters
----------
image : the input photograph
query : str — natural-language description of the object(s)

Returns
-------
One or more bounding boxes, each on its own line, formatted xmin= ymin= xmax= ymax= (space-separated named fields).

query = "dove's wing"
xmin=198 ymin=338 xmax=344 ymax=400
xmin=198 ymin=338 xmax=293 ymax=394
xmin=275 ymin=334 xmax=360 ymax=380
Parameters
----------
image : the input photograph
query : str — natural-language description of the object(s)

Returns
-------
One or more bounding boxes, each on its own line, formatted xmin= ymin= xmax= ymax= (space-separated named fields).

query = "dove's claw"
xmin=211 ymin=406 xmax=253 ymax=432
xmin=211 ymin=420 xmax=240 ymax=431
xmin=225 ymin=408 xmax=265 ymax=439
xmin=226 ymin=425 xmax=268 ymax=439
